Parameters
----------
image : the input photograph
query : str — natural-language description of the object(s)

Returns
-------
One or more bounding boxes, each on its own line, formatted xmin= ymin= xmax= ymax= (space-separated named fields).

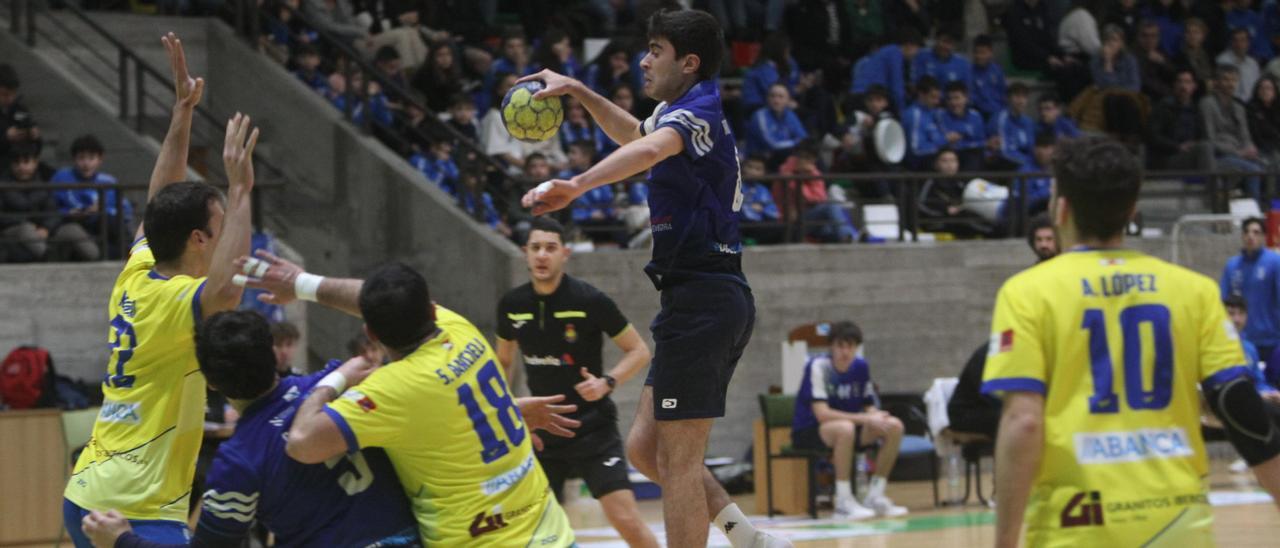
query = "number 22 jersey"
xmin=325 ymin=306 xmax=574 ymax=546
xmin=983 ymin=249 xmax=1249 ymax=547
xmin=65 ymin=237 xmax=209 ymax=522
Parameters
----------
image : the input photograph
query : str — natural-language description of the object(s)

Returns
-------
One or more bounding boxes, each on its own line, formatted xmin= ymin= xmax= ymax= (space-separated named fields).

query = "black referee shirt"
xmin=496 ymin=275 xmax=631 ymax=449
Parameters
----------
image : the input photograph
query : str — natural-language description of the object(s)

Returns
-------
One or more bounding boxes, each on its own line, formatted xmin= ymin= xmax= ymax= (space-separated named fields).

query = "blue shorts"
xmin=646 ymin=279 xmax=755 ymax=420
xmin=63 ymin=499 xmax=190 ymax=548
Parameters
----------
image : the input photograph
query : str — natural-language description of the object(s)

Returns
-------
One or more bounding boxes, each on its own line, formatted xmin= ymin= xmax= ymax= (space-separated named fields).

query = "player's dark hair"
xmin=1224 ymin=294 xmax=1248 ymax=312
xmin=525 ymin=152 xmax=548 ymax=165
xmin=647 ymin=9 xmax=723 ymax=81
xmin=1038 ymin=93 xmax=1061 ymax=107
xmin=1027 ymin=214 xmax=1055 ymax=250
xmin=271 ymin=321 xmax=300 ymax=345
xmin=944 ymin=81 xmax=968 ymax=95
xmin=935 ymin=25 xmax=961 ymax=44
xmin=973 ymin=34 xmax=994 ymax=49
xmin=71 ymin=134 xmax=104 ymax=157
xmin=529 ymin=216 xmax=567 ymax=242
xmin=1216 ymin=63 xmax=1240 ymax=80
xmin=1009 ymin=82 xmax=1030 ymax=97
xmin=449 ymin=93 xmax=473 ymax=110
xmin=916 ymin=76 xmax=940 ymax=95
xmin=759 ymin=31 xmax=791 ymax=72
xmin=197 ymin=311 xmax=278 ymax=401
xmin=143 ymin=181 xmax=224 ymax=263
xmin=567 ymin=140 xmax=595 ymax=157
xmin=1052 ymin=137 xmax=1142 ymax=242
xmin=8 ymin=141 xmax=39 ymax=163
xmin=359 ymin=262 xmax=436 ymax=353
xmin=1243 ymin=217 xmax=1265 ymax=233
xmin=828 ymin=321 xmax=863 ymax=346
xmin=865 ymin=84 xmax=890 ymax=101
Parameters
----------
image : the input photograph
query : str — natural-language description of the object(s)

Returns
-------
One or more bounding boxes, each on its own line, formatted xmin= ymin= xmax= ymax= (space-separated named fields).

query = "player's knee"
xmin=627 ymin=442 xmax=657 ymax=478
xmin=888 ymin=416 xmax=904 ymax=436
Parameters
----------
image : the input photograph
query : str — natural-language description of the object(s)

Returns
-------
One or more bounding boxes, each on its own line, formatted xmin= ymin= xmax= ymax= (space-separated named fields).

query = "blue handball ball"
xmin=501 ymin=80 xmax=564 ymax=143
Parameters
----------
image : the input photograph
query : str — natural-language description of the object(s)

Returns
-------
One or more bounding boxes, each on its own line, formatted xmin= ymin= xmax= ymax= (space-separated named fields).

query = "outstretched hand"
xmin=574 ymin=367 xmax=611 ymax=402
xmin=521 ymin=179 xmax=579 ymax=215
xmin=223 ymin=113 xmax=260 ymax=193
xmin=517 ymin=394 xmax=580 ymax=438
xmin=233 ymin=249 xmax=303 ymax=305
xmin=161 ymin=32 xmax=204 ymax=110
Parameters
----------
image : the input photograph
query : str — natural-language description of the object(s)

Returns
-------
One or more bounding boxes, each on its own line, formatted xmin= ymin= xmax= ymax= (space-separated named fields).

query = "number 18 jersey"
xmin=326 ymin=306 xmax=573 ymax=547
xmin=983 ymin=249 xmax=1249 ymax=547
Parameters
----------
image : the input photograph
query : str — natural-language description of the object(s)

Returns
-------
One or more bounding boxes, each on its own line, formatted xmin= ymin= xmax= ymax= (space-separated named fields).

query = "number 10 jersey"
xmin=326 ymin=305 xmax=574 ymax=547
xmin=982 ymin=248 xmax=1250 ymax=547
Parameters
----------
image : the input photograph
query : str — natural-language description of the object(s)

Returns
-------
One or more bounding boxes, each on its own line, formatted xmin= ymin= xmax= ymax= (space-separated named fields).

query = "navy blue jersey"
xmin=792 ymin=354 xmax=879 ymax=432
xmin=637 ymin=79 xmax=745 ymax=288
xmin=198 ymin=361 xmax=417 ymax=547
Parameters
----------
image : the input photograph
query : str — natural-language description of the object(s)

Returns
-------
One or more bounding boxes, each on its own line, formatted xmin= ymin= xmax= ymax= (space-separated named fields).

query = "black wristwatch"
xmin=602 ymin=374 xmax=617 ymax=390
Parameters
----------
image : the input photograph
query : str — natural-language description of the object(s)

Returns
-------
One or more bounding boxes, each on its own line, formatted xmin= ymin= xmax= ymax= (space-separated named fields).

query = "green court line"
xmin=781 ymin=510 xmax=996 ymax=535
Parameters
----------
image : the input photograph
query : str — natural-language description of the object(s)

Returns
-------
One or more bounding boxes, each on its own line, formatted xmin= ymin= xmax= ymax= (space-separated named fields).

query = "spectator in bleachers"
xmin=410 ymin=137 xmax=460 ymax=194
xmin=847 ymin=0 xmax=888 ymax=58
xmin=1222 ymin=217 xmax=1280 ymax=364
xmin=1058 ymin=0 xmax=1104 ymax=59
xmin=301 ymin=0 xmax=369 ymax=47
xmin=968 ymin=35 xmax=1006 ymax=118
xmin=1217 ymin=27 xmax=1262 ymax=101
xmin=1225 ymin=0 xmax=1273 ymax=62
xmin=918 ymin=147 xmax=965 ymax=219
xmin=50 ymin=135 xmax=132 ymax=256
xmin=583 ymin=40 xmax=637 ymax=100
xmin=261 ymin=0 xmax=318 ymax=63
xmin=785 ymin=0 xmax=854 ymax=86
xmin=1202 ymin=64 xmax=1264 ymax=208
xmin=593 ymin=84 xmax=633 ymax=158
xmin=777 ymin=142 xmax=858 ymax=243
xmin=558 ymin=98 xmax=595 ymax=152
xmin=329 ymin=70 xmax=395 ymax=128
xmin=988 ymin=83 xmax=1035 ymax=169
xmin=399 ymin=102 xmax=433 ymax=154
xmin=456 ymin=161 xmax=511 ymax=237
xmin=937 ymin=82 xmax=986 ymax=171
xmin=1007 ymin=0 xmax=1069 ymax=72
xmin=1224 ymin=296 xmax=1280 ymax=401
xmin=903 ymin=76 xmax=946 ymax=168
xmin=747 ymin=83 xmax=809 ymax=165
xmin=737 ymin=155 xmax=784 ymax=244
xmin=481 ymin=72 xmax=526 ymax=170
xmin=1004 ymin=132 xmax=1056 ymax=222
xmin=831 ymin=86 xmax=894 ymax=197
xmin=912 ymin=27 xmax=970 ymax=90
xmin=270 ymin=321 xmax=301 ymax=377
xmin=1191 ymin=0 xmax=1230 ymax=55
xmin=1091 ymin=24 xmax=1141 ymax=92
xmin=532 ymin=28 xmax=582 ymax=80
xmin=491 ymin=34 xmax=536 ymax=83
xmin=1141 ymin=0 xmax=1187 ymax=57
xmin=1174 ymin=17 xmax=1215 ymax=85
xmin=372 ymin=46 xmax=410 ymax=105
xmin=1137 ymin=19 xmax=1177 ymax=100
xmin=1036 ymin=93 xmax=1082 ymax=139
xmin=791 ymin=320 xmax=908 ymax=520
xmin=563 ymin=142 xmax=622 ymax=242
xmin=1 ymin=144 xmax=98 ymax=262
xmin=445 ymin=93 xmax=480 ymax=144
xmin=412 ymin=42 xmax=465 ymax=113
xmin=0 ymin=64 xmax=40 ymax=165
xmin=1148 ymin=69 xmax=1213 ymax=170
xmin=850 ymin=28 xmax=923 ymax=113
xmin=708 ymin=0 xmax=786 ymax=40
xmin=291 ymin=45 xmax=329 ymax=94
xmin=1248 ymin=76 xmax=1280 ymax=168
xmin=1104 ymin=0 xmax=1142 ymax=42
xmin=742 ymin=33 xmax=801 ymax=115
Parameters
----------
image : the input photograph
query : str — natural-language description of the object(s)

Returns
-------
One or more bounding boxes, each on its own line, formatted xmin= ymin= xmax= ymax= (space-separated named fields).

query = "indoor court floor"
xmin=564 ymin=461 xmax=1280 ymax=547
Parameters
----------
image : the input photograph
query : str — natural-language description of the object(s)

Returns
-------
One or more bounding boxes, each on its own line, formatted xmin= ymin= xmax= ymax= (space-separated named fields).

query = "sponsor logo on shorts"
xmin=480 ymin=453 xmax=536 ymax=496
xmin=602 ymin=457 xmax=621 ymax=467
xmin=662 ymin=399 xmax=678 ymax=409
xmin=99 ymin=401 xmax=142 ymax=424
xmin=1074 ymin=428 xmax=1192 ymax=465
xmin=1061 ymin=491 xmax=1104 ymax=528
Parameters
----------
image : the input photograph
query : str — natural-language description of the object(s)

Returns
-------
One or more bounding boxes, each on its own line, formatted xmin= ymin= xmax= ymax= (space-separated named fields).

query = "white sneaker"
xmin=1230 ymin=458 xmax=1249 ymax=473
xmin=749 ymin=530 xmax=794 ymax=548
xmin=833 ymin=496 xmax=876 ymax=520
xmin=865 ymin=495 xmax=909 ymax=517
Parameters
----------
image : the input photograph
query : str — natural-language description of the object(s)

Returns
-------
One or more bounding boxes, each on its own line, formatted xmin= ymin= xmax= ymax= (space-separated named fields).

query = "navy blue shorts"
xmin=646 ymin=279 xmax=755 ymax=420
xmin=63 ymin=499 xmax=190 ymax=548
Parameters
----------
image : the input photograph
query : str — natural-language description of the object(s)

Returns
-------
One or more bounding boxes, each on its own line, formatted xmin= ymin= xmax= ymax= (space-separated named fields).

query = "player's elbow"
xmin=1002 ymin=408 xmax=1043 ymax=440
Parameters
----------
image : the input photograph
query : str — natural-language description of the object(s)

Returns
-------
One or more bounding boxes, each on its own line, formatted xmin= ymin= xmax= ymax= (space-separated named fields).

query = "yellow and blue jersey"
xmin=65 ymin=238 xmax=209 ymax=522
xmin=326 ymin=306 xmax=574 ymax=547
xmin=983 ymin=248 xmax=1249 ymax=547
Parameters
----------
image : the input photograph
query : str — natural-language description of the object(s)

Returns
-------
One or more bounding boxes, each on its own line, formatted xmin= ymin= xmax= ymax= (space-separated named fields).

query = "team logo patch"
xmin=988 ymin=330 xmax=1014 ymax=356
xmin=564 ymin=323 xmax=578 ymax=343
xmin=342 ymin=390 xmax=377 ymax=412
xmin=1061 ymin=491 xmax=1105 ymax=528
xmin=662 ymin=399 xmax=678 ymax=409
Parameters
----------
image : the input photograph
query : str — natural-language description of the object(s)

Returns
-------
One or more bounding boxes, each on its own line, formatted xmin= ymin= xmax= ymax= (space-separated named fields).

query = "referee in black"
xmin=496 ymin=217 xmax=658 ymax=548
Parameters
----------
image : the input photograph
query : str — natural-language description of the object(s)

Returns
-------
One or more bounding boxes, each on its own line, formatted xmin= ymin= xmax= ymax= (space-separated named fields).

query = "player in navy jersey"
xmin=518 ymin=9 xmax=789 ymax=548
xmin=78 ymin=311 xmax=419 ymax=548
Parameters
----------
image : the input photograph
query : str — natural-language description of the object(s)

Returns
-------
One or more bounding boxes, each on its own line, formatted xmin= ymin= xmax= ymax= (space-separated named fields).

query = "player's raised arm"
xmin=138 ymin=32 xmax=204 ymax=241
xmin=521 ymin=127 xmax=683 ymax=215
xmin=287 ymin=356 xmax=378 ymax=464
xmin=521 ymin=69 xmax=642 ymax=147
xmin=233 ymin=250 xmax=365 ymax=317
xmin=992 ymin=392 xmax=1044 ymax=548
xmin=200 ymin=114 xmax=258 ymax=318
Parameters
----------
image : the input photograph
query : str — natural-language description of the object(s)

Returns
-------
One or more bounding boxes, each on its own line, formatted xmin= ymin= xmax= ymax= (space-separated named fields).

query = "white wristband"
xmin=295 ymin=272 xmax=324 ymax=302
xmin=316 ymin=370 xmax=347 ymax=395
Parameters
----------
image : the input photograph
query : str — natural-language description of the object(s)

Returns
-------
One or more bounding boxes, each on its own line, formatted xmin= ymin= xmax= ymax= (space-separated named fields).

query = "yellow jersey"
xmin=65 ymin=238 xmax=209 ymax=522
xmin=327 ymin=306 xmax=574 ymax=547
xmin=983 ymin=248 xmax=1248 ymax=547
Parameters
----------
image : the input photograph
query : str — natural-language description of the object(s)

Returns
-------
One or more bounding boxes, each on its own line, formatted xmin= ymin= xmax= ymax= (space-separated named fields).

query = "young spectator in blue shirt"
xmin=937 ymin=82 xmax=987 ymax=171
xmin=912 ymin=27 xmax=972 ymax=90
xmin=563 ymin=141 xmax=624 ymax=243
xmin=1036 ymin=94 xmax=1082 ymax=138
xmin=533 ymin=28 xmax=582 ymax=80
xmin=851 ymin=28 xmax=924 ymax=112
xmin=743 ymin=33 xmax=801 ymax=114
xmin=291 ymin=45 xmax=329 ymax=94
xmin=456 ymin=161 xmax=510 ymax=237
xmin=969 ymin=35 xmax=1006 ymax=118
xmin=584 ymin=40 xmax=637 ymax=99
xmin=1227 ymin=2 xmax=1274 ymax=62
xmin=445 ymin=93 xmax=480 ymax=144
xmin=746 ymin=83 xmax=809 ymax=165
xmin=50 ymin=134 xmax=132 ymax=256
xmin=737 ymin=155 xmax=784 ymax=244
xmin=1225 ymin=296 xmax=1280 ymax=397
xmin=1001 ymin=131 xmax=1055 ymax=223
xmin=988 ymin=82 xmax=1035 ymax=168
xmin=409 ymin=138 xmax=459 ymax=194
xmin=592 ymin=84 xmax=633 ymax=159
xmin=903 ymin=76 xmax=947 ymax=168
xmin=559 ymin=98 xmax=596 ymax=153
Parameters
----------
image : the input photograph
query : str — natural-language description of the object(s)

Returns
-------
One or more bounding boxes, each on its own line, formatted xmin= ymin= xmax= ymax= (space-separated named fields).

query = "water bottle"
xmin=945 ymin=447 xmax=964 ymax=505
xmin=854 ymin=453 xmax=870 ymax=500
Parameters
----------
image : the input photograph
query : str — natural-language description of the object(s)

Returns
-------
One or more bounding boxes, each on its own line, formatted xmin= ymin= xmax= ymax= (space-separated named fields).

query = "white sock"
xmin=714 ymin=503 xmax=758 ymax=548
xmin=836 ymin=480 xmax=853 ymax=501
xmin=868 ymin=476 xmax=887 ymax=499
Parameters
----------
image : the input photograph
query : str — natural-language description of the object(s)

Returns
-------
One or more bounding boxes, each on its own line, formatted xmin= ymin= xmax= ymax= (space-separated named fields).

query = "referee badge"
xmin=564 ymin=323 xmax=578 ymax=343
